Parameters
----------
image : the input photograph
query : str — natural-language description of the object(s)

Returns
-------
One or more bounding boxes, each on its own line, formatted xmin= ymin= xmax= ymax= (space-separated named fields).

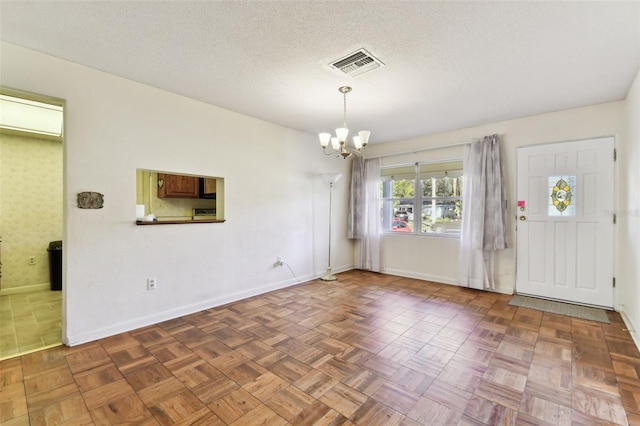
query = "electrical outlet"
xmin=28 ymin=256 xmax=36 ymax=266
xmin=276 ymin=256 xmax=284 ymax=267
xmin=147 ymin=277 xmax=157 ymax=290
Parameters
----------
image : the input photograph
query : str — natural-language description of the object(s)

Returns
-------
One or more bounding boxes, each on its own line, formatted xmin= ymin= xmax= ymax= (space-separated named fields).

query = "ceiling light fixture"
xmin=319 ymin=86 xmax=370 ymax=159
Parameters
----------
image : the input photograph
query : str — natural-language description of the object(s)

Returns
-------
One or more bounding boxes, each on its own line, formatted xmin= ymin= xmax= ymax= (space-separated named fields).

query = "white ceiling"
xmin=1 ymin=1 xmax=638 ymax=144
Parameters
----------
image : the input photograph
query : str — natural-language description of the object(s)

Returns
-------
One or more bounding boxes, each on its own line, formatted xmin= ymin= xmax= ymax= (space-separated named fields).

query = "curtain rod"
xmin=364 ymin=139 xmax=475 ymax=160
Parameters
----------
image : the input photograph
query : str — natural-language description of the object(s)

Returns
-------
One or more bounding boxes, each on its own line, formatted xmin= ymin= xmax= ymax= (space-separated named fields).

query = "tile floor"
xmin=1 ymin=271 xmax=639 ymax=425
xmin=0 ymin=289 xmax=62 ymax=360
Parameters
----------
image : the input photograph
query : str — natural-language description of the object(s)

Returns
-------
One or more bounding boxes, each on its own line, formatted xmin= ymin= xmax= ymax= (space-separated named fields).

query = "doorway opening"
xmin=0 ymin=88 xmax=65 ymax=360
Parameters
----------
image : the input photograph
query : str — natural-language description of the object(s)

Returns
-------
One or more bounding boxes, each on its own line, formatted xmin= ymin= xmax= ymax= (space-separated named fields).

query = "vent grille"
xmin=330 ymin=49 xmax=384 ymax=76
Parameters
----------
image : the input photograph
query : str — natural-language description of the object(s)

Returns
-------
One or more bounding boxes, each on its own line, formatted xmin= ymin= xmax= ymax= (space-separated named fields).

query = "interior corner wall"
xmin=618 ymin=68 xmax=640 ymax=347
xmin=365 ymin=100 xmax=624 ymax=295
xmin=0 ymin=133 xmax=63 ymax=291
xmin=0 ymin=42 xmax=353 ymax=346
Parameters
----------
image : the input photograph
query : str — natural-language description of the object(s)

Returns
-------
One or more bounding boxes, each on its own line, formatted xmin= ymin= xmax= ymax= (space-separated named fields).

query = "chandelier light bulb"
xmin=336 ymin=127 xmax=348 ymax=143
xmin=353 ymin=135 xmax=362 ymax=149
xmin=358 ymin=130 xmax=371 ymax=146
xmin=330 ymin=137 xmax=340 ymax=150
xmin=319 ymin=133 xmax=331 ymax=148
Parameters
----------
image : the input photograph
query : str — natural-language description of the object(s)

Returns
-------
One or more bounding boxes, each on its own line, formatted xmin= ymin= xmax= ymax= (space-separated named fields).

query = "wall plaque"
xmin=77 ymin=191 xmax=104 ymax=209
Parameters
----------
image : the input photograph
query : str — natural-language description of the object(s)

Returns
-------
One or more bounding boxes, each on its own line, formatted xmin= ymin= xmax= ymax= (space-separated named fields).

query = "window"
xmin=548 ymin=175 xmax=575 ymax=217
xmin=381 ymin=161 xmax=463 ymax=236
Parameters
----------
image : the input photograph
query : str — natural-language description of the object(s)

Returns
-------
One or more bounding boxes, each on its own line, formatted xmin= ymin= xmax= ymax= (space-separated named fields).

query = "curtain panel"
xmin=458 ymin=134 xmax=507 ymax=290
xmin=349 ymin=156 xmax=382 ymax=272
xmin=348 ymin=156 xmax=364 ymax=239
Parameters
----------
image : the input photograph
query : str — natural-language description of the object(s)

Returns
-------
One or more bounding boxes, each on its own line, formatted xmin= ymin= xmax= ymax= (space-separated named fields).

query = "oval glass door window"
xmin=549 ymin=175 xmax=575 ymax=216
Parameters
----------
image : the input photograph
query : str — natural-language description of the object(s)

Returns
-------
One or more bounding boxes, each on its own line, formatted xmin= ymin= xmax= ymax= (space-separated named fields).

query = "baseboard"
xmin=320 ymin=263 xmax=354 ymax=278
xmin=493 ymin=285 xmax=515 ymax=295
xmin=616 ymin=304 xmax=640 ymax=352
xmin=0 ymin=283 xmax=50 ymax=295
xmin=64 ymin=274 xmax=316 ymax=347
xmin=381 ymin=268 xmax=513 ymax=295
xmin=382 ymin=268 xmax=458 ymax=286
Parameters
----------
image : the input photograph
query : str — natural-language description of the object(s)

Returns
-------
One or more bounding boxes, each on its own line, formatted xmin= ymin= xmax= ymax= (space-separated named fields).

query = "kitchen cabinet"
xmin=200 ymin=178 xmax=216 ymax=199
xmin=157 ymin=173 xmax=199 ymax=198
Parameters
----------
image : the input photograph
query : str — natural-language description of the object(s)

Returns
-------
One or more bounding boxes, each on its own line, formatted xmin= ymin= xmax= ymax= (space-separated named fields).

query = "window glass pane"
xmin=548 ymin=175 xmax=576 ymax=217
xmin=419 ymin=169 xmax=463 ymax=236
xmin=390 ymin=179 xmax=414 ymax=198
xmin=381 ymin=198 xmax=414 ymax=232
xmin=380 ymin=167 xmax=415 ymax=232
xmin=421 ymin=199 xmax=462 ymax=234
xmin=391 ymin=217 xmax=413 ymax=233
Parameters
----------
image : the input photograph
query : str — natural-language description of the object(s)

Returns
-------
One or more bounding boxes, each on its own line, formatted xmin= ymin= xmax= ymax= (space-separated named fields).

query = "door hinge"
xmin=613 ymin=277 xmax=616 ymax=288
xmin=614 ymin=149 xmax=617 ymax=161
xmin=613 ymin=213 xmax=617 ymax=224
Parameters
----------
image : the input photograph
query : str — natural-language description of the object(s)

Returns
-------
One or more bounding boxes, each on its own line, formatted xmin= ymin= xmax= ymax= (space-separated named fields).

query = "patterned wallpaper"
xmin=0 ymin=133 xmax=63 ymax=290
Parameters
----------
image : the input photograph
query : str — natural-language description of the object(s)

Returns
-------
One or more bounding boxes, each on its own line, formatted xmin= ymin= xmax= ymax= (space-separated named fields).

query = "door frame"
xmin=0 ymin=86 xmax=67 ymax=354
xmin=514 ymin=136 xmax=616 ymax=308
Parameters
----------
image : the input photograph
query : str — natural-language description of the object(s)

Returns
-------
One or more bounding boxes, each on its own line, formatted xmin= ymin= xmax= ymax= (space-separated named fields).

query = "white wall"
xmin=0 ymin=42 xmax=353 ymax=346
xmin=366 ymin=101 xmax=624 ymax=296
xmin=618 ymin=68 xmax=640 ymax=347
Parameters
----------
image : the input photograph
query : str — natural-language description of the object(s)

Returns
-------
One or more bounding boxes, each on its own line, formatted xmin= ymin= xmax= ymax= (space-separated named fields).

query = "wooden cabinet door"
xmin=157 ymin=173 xmax=199 ymax=198
xmin=202 ymin=178 xmax=216 ymax=195
xmin=200 ymin=178 xmax=216 ymax=199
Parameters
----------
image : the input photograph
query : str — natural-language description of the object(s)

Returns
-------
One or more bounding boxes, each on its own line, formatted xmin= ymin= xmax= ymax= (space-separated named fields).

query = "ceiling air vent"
xmin=330 ymin=49 xmax=384 ymax=77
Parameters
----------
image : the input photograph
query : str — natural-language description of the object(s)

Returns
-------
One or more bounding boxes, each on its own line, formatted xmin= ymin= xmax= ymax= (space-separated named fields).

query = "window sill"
xmin=136 ymin=219 xmax=226 ymax=225
xmin=384 ymin=231 xmax=460 ymax=238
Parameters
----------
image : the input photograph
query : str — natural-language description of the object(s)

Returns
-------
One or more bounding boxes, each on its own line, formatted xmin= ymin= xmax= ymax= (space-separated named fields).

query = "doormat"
xmin=508 ymin=295 xmax=609 ymax=323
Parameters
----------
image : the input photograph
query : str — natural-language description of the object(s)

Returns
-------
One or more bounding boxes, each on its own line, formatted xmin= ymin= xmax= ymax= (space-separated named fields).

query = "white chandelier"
xmin=319 ymin=86 xmax=370 ymax=159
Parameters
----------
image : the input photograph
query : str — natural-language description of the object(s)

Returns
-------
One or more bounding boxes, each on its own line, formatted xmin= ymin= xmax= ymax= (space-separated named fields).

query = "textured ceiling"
xmin=1 ymin=1 xmax=638 ymax=144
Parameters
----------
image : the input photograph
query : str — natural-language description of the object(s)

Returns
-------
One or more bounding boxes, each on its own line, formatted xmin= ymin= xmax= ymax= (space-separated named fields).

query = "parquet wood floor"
xmin=1 ymin=270 xmax=639 ymax=425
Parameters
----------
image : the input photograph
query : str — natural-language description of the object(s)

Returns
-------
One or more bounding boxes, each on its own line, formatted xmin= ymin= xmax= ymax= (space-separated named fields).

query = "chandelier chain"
xmin=343 ymin=90 xmax=347 ymax=128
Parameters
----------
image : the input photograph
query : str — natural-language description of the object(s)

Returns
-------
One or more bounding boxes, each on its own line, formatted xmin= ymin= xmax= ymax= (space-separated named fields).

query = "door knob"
xmin=519 ymin=215 xmax=526 ymax=221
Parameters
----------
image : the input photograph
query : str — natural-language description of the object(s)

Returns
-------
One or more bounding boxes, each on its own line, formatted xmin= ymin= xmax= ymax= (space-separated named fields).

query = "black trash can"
xmin=48 ymin=240 xmax=62 ymax=291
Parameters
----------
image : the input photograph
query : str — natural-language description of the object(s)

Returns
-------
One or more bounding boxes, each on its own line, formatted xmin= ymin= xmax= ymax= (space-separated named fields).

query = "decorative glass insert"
xmin=548 ymin=175 xmax=575 ymax=216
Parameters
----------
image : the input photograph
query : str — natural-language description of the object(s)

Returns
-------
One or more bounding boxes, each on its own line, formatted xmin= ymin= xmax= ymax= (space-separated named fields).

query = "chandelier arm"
xmin=347 ymin=148 xmax=365 ymax=157
xmin=323 ymin=147 xmax=365 ymax=158
xmin=322 ymin=147 xmax=343 ymax=157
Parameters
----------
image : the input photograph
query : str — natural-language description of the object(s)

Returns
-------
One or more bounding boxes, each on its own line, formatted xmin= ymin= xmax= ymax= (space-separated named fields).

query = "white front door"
xmin=516 ymin=137 xmax=614 ymax=308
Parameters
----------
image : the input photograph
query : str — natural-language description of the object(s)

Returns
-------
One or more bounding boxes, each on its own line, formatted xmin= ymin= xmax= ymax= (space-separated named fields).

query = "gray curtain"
xmin=349 ymin=156 xmax=381 ymax=271
xmin=458 ymin=134 xmax=507 ymax=289
xmin=348 ymin=156 xmax=364 ymax=239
